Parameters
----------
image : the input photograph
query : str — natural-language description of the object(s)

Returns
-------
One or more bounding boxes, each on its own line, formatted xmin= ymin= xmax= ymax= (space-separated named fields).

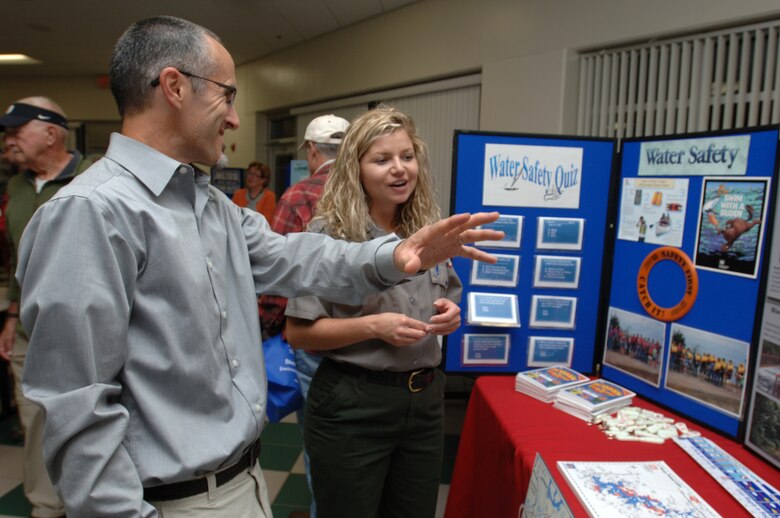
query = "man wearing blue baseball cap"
xmin=0 ymin=96 xmax=91 ymax=518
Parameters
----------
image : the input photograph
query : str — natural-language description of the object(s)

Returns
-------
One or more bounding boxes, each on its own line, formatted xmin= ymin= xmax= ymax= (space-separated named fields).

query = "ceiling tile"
xmin=324 ymin=0 xmax=383 ymax=26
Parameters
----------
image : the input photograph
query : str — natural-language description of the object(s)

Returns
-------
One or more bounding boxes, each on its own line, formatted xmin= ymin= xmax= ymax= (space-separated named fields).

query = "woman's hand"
xmin=393 ymin=212 xmax=504 ymax=273
xmin=368 ymin=313 xmax=428 ymax=347
xmin=427 ymin=298 xmax=461 ymax=336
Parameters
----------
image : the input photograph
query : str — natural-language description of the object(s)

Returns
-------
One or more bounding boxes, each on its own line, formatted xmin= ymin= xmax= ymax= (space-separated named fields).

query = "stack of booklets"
xmin=553 ymin=379 xmax=635 ymax=422
xmin=515 ymin=366 xmax=590 ymax=403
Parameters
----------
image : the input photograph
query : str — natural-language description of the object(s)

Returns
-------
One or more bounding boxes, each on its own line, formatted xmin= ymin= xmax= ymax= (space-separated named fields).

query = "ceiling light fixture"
xmin=0 ymin=54 xmax=41 ymax=65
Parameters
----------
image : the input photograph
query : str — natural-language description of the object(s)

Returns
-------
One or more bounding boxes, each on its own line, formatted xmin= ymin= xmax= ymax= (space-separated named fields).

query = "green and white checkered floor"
xmin=0 ymin=399 xmax=467 ymax=517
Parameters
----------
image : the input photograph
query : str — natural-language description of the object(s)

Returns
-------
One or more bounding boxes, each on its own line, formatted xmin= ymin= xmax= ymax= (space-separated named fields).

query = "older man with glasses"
xmin=0 ymin=96 xmax=92 ymax=518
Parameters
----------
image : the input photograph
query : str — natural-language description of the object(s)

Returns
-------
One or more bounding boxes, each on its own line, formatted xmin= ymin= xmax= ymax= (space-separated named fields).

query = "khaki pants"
xmin=11 ymin=334 xmax=65 ymax=518
xmin=151 ymin=462 xmax=272 ymax=517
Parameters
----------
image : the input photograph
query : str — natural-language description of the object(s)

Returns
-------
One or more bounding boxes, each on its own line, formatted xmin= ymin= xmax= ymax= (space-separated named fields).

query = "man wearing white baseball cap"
xmin=261 ymin=114 xmax=350 ymax=338
xmin=297 ymin=114 xmax=350 ymax=150
xmin=260 ymin=113 xmax=348 ymax=518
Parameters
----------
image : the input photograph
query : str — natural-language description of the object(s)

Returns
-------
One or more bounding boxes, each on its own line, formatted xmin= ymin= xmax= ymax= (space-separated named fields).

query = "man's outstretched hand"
xmin=393 ymin=212 xmax=505 ymax=274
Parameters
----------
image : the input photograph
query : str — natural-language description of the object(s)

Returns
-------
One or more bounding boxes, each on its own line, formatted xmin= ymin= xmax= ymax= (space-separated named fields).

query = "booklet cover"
xmin=552 ymin=398 xmax=632 ymax=422
xmin=557 ymin=460 xmax=721 ymax=518
xmin=555 ymin=379 xmax=635 ymax=413
xmin=516 ymin=366 xmax=590 ymax=403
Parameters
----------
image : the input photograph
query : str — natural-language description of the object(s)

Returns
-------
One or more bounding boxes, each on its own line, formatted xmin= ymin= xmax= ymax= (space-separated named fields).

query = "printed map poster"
xmin=617 ymin=177 xmax=688 ymax=247
xmin=557 ymin=460 xmax=721 ymax=518
xmin=521 ymin=453 xmax=573 ymax=518
xmin=694 ymin=177 xmax=770 ymax=278
xmin=482 ymin=143 xmax=583 ymax=208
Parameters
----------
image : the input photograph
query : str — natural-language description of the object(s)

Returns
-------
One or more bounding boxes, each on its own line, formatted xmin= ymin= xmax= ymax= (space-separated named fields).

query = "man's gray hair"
xmin=315 ymin=142 xmax=341 ymax=159
xmin=110 ymin=16 xmax=220 ymax=117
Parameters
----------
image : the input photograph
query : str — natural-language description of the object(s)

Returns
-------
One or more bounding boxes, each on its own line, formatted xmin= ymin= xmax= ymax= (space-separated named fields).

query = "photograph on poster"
xmin=765 ymin=187 xmax=780 ymax=300
xmin=475 ymin=214 xmax=523 ymax=248
xmin=755 ymin=338 xmax=780 ymax=399
xmin=528 ymin=336 xmax=575 ymax=367
xmin=694 ymin=177 xmax=770 ymax=279
xmin=529 ymin=295 xmax=577 ymax=329
xmin=617 ymin=177 xmax=689 ymax=247
xmin=461 ymin=334 xmax=511 ymax=366
xmin=744 ymin=300 xmax=780 ymax=469
xmin=747 ymin=392 xmax=780 ymax=468
xmin=467 ymin=292 xmax=521 ymax=327
xmin=481 ymin=143 xmax=583 ymax=209
xmin=470 ymin=253 xmax=519 ymax=287
xmin=603 ymin=306 xmax=666 ymax=388
xmin=533 ymin=255 xmax=581 ymax=289
xmin=665 ymin=323 xmax=749 ymax=418
xmin=536 ymin=217 xmax=584 ymax=251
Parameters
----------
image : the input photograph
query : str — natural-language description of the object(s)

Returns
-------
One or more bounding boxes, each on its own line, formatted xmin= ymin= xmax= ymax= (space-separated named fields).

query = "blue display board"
xmin=601 ymin=126 xmax=779 ymax=439
xmin=211 ymin=167 xmax=244 ymax=197
xmin=444 ymin=131 xmax=617 ymax=374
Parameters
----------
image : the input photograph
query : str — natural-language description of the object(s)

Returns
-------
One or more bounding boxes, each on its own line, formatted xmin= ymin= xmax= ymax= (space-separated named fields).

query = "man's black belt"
xmin=143 ymin=438 xmax=261 ymax=502
xmin=326 ymin=358 xmax=436 ymax=393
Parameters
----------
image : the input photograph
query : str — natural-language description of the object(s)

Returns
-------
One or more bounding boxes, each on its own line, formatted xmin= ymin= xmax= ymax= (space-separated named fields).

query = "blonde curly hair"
xmin=311 ymin=106 xmax=440 ymax=241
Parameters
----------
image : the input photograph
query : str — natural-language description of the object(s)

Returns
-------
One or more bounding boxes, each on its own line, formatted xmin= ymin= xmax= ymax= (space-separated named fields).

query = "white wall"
xmin=2 ymin=0 xmax=780 ymax=166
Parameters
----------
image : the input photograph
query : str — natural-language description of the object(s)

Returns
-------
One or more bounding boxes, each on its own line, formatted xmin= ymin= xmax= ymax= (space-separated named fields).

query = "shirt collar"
xmin=312 ymin=159 xmax=335 ymax=177
xmin=23 ymin=150 xmax=83 ymax=182
xmin=105 ymin=132 xmax=191 ymax=196
xmin=367 ymin=220 xmax=389 ymax=239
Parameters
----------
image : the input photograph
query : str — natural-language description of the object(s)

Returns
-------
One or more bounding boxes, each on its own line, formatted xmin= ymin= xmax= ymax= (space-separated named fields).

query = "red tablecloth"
xmin=445 ymin=375 xmax=780 ymax=517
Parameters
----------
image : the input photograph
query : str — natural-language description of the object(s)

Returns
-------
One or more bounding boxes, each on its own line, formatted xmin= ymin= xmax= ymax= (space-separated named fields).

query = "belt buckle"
xmin=408 ymin=369 xmax=425 ymax=393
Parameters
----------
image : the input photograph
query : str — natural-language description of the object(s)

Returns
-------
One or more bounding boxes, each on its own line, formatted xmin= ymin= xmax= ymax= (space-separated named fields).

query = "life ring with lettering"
xmin=636 ymin=246 xmax=698 ymax=322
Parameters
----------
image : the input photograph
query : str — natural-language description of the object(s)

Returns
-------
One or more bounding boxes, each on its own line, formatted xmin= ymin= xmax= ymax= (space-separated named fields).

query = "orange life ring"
xmin=636 ymin=246 xmax=698 ymax=322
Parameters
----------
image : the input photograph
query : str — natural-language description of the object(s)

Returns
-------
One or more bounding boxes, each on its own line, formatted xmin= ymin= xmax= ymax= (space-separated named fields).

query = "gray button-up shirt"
xmin=16 ymin=132 xmax=405 ymax=517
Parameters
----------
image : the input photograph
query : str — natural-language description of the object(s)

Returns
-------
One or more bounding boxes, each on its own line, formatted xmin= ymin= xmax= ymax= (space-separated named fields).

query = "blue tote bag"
xmin=262 ymin=334 xmax=303 ymax=422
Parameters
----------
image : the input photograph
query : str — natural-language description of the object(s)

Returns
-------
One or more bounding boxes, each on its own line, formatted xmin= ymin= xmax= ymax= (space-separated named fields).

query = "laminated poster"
xmin=617 ymin=177 xmax=688 ymax=247
xmin=557 ymin=460 xmax=720 ymax=518
xmin=521 ymin=453 xmax=573 ymax=518
xmin=694 ymin=177 xmax=769 ymax=279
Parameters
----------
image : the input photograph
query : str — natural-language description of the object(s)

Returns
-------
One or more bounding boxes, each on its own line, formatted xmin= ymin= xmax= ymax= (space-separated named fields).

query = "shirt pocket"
xmin=429 ymin=263 xmax=450 ymax=290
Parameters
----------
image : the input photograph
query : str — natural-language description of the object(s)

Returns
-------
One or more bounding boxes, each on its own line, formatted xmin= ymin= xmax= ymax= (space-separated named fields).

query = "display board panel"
xmin=444 ymin=131 xmax=617 ymax=374
xmin=602 ymin=126 xmax=779 ymax=439
xmin=745 ymin=161 xmax=780 ymax=469
xmin=211 ymin=167 xmax=243 ymax=197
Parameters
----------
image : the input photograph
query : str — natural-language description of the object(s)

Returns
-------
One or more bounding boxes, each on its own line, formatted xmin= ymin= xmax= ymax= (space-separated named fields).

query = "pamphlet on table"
xmin=515 ymin=366 xmax=589 ymax=403
xmin=553 ymin=379 xmax=635 ymax=422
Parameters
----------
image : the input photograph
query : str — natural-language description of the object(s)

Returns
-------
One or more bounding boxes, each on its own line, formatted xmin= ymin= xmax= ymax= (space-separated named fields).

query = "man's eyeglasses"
xmin=151 ymin=69 xmax=237 ymax=105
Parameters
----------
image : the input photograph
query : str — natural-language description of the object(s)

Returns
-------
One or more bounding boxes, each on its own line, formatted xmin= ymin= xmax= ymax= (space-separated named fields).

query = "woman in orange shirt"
xmin=232 ymin=161 xmax=276 ymax=222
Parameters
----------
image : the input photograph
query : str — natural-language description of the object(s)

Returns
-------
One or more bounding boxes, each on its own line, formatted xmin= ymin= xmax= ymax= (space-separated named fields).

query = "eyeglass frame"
xmin=150 ymin=68 xmax=237 ymax=105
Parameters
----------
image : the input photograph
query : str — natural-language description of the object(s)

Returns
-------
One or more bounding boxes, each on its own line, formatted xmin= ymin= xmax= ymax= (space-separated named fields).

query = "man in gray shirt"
xmin=15 ymin=16 xmax=501 ymax=518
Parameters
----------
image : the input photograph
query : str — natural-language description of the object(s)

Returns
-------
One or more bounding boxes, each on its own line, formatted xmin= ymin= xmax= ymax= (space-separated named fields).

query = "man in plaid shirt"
xmin=259 ymin=114 xmax=349 ymax=338
xmin=258 ymin=114 xmax=349 ymax=518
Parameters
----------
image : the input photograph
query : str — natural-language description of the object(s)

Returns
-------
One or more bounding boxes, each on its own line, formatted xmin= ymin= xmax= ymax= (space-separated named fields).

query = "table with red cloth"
xmin=445 ymin=375 xmax=780 ymax=517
